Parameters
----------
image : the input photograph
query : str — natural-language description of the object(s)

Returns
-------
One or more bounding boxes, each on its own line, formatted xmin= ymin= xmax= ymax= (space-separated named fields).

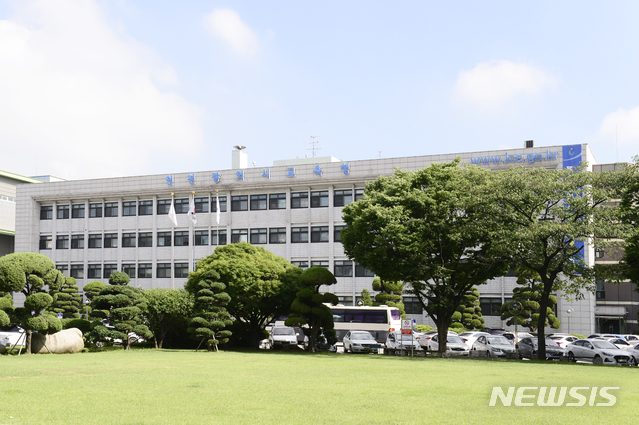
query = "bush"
xmin=415 ymin=325 xmax=433 ymax=332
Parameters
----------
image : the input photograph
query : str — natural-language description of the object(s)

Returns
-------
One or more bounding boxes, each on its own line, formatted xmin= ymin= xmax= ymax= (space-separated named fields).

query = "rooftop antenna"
xmin=306 ymin=136 xmax=320 ymax=158
xmin=378 ymin=151 xmax=382 ymax=158
xmin=616 ymin=125 xmax=618 ymax=163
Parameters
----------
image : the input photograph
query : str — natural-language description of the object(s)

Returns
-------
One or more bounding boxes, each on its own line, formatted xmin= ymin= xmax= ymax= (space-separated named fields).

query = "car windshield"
xmin=447 ymin=336 xmax=464 ymax=344
xmin=487 ymin=336 xmax=510 ymax=345
xmin=400 ymin=334 xmax=416 ymax=341
xmin=591 ymin=340 xmax=617 ymax=350
xmin=273 ymin=327 xmax=295 ymax=335
xmin=352 ymin=332 xmax=375 ymax=340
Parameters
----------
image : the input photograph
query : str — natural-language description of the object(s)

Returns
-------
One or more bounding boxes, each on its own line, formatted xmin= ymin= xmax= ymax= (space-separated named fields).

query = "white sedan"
xmin=343 ymin=331 xmax=382 ymax=353
xmin=565 ymin=339 xmax=633 ymax=365
xmin=472 ymin=335 xmax=516 ymax=358
xmin=425 ymin=334 xmax=470 ymax=356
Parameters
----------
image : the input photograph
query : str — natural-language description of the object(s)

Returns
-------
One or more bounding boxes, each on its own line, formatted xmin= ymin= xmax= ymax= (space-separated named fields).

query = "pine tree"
xmin=451 ymin=287 xmax=484 ymax=331
xmin=49 ymin=277 xmax=81 ymax=318
xmin=500 ymin=271 xmax=560 ymax=333
xmin=371 ymin=277 xmax=406 ymax=318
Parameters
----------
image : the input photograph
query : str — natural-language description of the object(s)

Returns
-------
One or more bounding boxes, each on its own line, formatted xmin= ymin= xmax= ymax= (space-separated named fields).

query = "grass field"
xmin=1 ymin=349 xmax=637 ymax=425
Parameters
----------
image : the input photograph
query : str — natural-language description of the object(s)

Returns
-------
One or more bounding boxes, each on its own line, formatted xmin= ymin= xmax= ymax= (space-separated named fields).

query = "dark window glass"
xmin=269 ymin=228 xmax=286 ymax=244
xmin=334 ymin=260 xmax=353 ymax=277
xmin=138 ymin=200 xmax=153 ymax=215
xmin=195 ymin=230 xmax=209 ymax=245
xmin=174 ymin=231 xmax=189 ymax=246
xmin=89 ymin=203 xmax=102 ymax=218
xmin=479 ymin=298 xmax=503 ymax=316
xmin=596 ymin=281 xmax=605 ymax=300
xmin=40 ymin=205 xmax=53 ymax=220
xmin=250 ymin=228 xmax=267 ymax=244
xmin=403 ymin=297 xmax=423 ymax=314
xmin=311 ymin=260 xmax=329 ymax=268
xmin=104 ymin=202 xmax=118 ymax=217
xmin=56 ymin=264 xmax=68 ymax=274
xmin=122 ymin=264 xmax=136 ymax=279
xmin=291 ymin=192 xmax=308 ymax=208
xmin=56 ymin=235 xmax=69 ymax=249
xmin=88 ymin=234 xmax=102 ymax=248
xmin=355 ymin=263 xmax=375 ymax=277
xmin=311 ymin=226 xmax=329 ymax=243
xmin=157 ymin=263 xmax=172 ymax=278
xmin=269 ymin=193 xmax=286 ymax=210
xmin=138 ymin=232 xmax=153 ymax=247
xmin=104 ymin=233 xmax=118 ymax=248
xmin=212 ymin=196 xmax=227 ymax=212
xmin=122 ymin=233 xmax=136 ymax=248
xmin=354 ymin=189 xmax=365 ymax=201
xmin=157 ymin=199 xmax=171 ymax=215
xmin=138 ymin=263 xmax=152 ymax=278
xmin=72 ymin=204 xmax=85 ymax=218
xmin=70 ymin=264 xmax=84 ymax=279
xmin=212 ymin=230 xmax=227 ymax=245
xmin=175 ymin=263 xmax=189 ymax=278
xmin=158 ymin=231 xmax=172 ymax=247
xmin=71 ymin=234 xmax=84 ymax=249
xmin=122 ymin=201 xmax=136 ymax=216
xmin=103 ymin=264 xmax=117 ymax=280
xmin=291 ymin=261 xmax=308 ymax=269
xmin=57 ymin=205 xmax=70 ymax=219
xmin=334 ymin=190 xmax=353 ymax=207
xmin=311 ymin=191 xmax=328 ymax=208
xmin=231 ymin=195 xmax=248 ymax=211
xmin=250 ymin=194 xmax=267 ymax=210
xmin=87 ymin=264 xmax=101 ymax=279
xmin=39 ymin=235 xmax=52 ymax=250
xmin=174 ymin=198 xmax=189 ymax=214
xmin=231 ymin=229 xmax=248 ymax=243
xmin=291 ymin=227 xmax=308 ymax=243
xmin=334 ymin=225 xmax=347 ymax=243
xmin=195 ymin=197 xmax=209 ymax=213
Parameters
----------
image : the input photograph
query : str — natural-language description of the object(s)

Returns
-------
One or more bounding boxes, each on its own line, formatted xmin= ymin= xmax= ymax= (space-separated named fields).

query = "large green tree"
xmin=143 ymin=288 xmax=193 ymax=349
xmin=49 ymin=277 xmax=82 ymax=319
xmin=189 ymin=243 xmax=301 ymax=348
xmin=500 ymin=271 xmax=560 ymax=333
xmin=491 ymin=164 xmax=633 ymax=360
xmin=341 ymin=160 xmax=509 ymax=356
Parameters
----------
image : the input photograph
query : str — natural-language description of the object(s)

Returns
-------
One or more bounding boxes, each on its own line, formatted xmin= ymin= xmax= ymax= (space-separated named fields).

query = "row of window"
xmin=39 ymin=189 xmax=364 ymax=220
xmin=39 ymin=225 xmax=348 ymax=249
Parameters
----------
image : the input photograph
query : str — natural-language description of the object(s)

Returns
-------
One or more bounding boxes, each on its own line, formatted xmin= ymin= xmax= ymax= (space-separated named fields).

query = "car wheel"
xmin=593 ymin=355 xmax=603 ymax=365
xmin=344 ymin=344 xmax=349 ymax=353
xmin=568 ymin=352 xmax=576 ymax=363
xmin=631 ymin=357 xmax=638 ymax=367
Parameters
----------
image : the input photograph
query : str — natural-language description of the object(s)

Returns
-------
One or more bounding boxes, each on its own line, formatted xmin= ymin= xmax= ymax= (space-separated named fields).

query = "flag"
xmin=168 ymin=198 xmax=177 ymax=226
xmin=188 ymin=196 xmax=197 ymax=225
xmin=216 ymin=195 xmax=220 ymax=225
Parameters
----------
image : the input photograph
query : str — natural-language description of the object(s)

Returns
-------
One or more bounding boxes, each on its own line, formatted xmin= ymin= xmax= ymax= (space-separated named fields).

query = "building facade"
xmin=14 ymin=143 xmax=603 ymax=336
xmin=0 ymin=170 xmax=42 ymax=257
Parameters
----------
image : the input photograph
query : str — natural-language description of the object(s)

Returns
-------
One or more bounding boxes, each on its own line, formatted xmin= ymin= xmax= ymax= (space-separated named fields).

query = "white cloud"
xmin=453 ymin=60 xmax=557 ymax=108
xmin=596 ymin=106 xmax=639 ymax=145
xmin=203 ymin=9 xmax=258 ymax=58
xmin=0 ymin=0 xmax=203 ymax=179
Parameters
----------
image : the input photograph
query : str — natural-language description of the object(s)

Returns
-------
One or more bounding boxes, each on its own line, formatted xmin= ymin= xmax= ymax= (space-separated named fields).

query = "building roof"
xmin=0 ymin=170 xmax=43 ymax=184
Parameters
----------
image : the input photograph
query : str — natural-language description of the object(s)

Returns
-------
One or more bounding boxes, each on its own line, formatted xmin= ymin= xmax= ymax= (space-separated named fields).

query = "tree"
xmin=285 ymin=267 xmax=339 ymax=353
xmin=491 ymin=164 xmax=633 ymax=360
xmin=371 ymin=277 xmax=406 ymax=318
xmin=359 ymin=288 xmax=374 ymax=306
xmin=451 ymin=287 xmax=484 ymax=331
xmin=0 ymin=253 xmax=65 ymax=353
xmin=341 ymin=160 xmax=509 ymax=356
xmin=618 ymin=158 xmax=639 ymax=285
xmin=144 ymin=288 xmax=193 ymax=349
xmin=49 ymin=277 xmax=82 ymax=318
xmin=500 ymin=271 xmax=560 ymax=333
xmin=188 ymin=243 xmax=301 ymax=348
xmin=185 ymin=269 xmax=232 ymax=351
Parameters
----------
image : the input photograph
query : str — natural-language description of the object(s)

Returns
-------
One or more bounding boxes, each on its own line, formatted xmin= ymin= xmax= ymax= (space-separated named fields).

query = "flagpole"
xmin=191 ymin=191 xmax=195 ymax=274
xmin=215 ymin=190 xmax=220 ymax=252
xmin=171 ymin=192 xmax=175 ymax=290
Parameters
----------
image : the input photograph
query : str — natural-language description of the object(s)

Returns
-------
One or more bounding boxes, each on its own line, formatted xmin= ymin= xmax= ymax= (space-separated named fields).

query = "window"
xmin=291 ymin=227 xmax=308 ymax=243
xmin=138 ymin=263 xmax=152 ymax=278
xmin=291 ymin=192 xmax=308 ymax=208
xmin=174 ymin=198 xmax=189 ymax=214
xmin=595 ymin=250 xmax=605 ymax=259
xmin=291 ymin=261 xmax=308 ymax=269
xmin=57 ymin=205 xmax=70 ymax=219
xmin=403 ymin=297 xmax=423 ymax=314
xmin=72 ymin=204 xmax=85 ymax=218
xmin=596 ymin=281 xmax=606 ymax=300
xmin=103 ymin=264 xmax=117 ymax=280
xmin=104 ymin=202 xmax=118 ymax=217
xmin=174 ymin=231 xmax=189 ymax=246
xmin=250 ymin=194 xmax=267 ymax=210
xmin=122 ymin=201 xmax=136 ymax=216
xmin=479 ymin=298 xmax=503 ymax=316
xmin=122 ymin=233 xmax=136 ymax=248
xmin=175 ymin=263 xmax=189 ymax=278
xmin=231 ymin=229 xmax=248 ymax=243
xmin=334 ymin=260 xmax=353 ymax=277
xmin=40 ymin=205 xmax=53 ymax=220
xmin=213 ymin=230 xmax=227 ymax=245
xmin=334 ymin=225 xmax=347 ymax=243
xmin=231 ymin=195 xmax=248 ymax=211
xmin=311 ymin=191 xmax=329 ymax=208
xmin=122 ymin=264 xmax=136 ymax=279
xmin=195 ymin=230 xmax=209 ymax=245
xmin=70 ymin=264 xmax=84 ymax=279
xmin=269 ymin=228 xmax=286 ymax=244
xmin=88 ymin=264 xmax=101 ymax=279
xmin=138 ymin=200 xmax=153 ymax=216
xmin=311 ymin=260 xmax=329 ymax=268
xmin=89 ymin=203 xmax=102 ymax=218
xmin=71 ymin=235 xmax=84 ymax=249
xmin=56 ymin=235 xmax=69 ymax=249
xmin=56 ymin=264 xmax=68 ymax=274
xmin=334 ymin=190 xmax=353 ymax=207
xmin=157 ymin=199 xmax=171 ymax=215
xmin=138 ymin=232 xmax=153 ymax=247
xmin=354 ymin=189 xmax=364 ymax=201
xmin=212 ymin=196 xmax=227 ymax=212
xmin=195 ymin=197 xmax=209 ymax=213
xmin=88 ymin=234 xmax=102 ymax=248
xmin=355 ymin=263 xmax=374 ymax=277
xmin=104 ymin=233 xmax=118 ymax=248
xmin=158 ymin=231 xmax=172 ymax=247
xmin=311 ymin=226 xmax=329 ymax=243
xmin=269 ymin=193 xmax=286 ymax=210
xmin=338 ymin=296 xmax=353 ymax=306
xmin=250 ymin=228 xmax=267 ymax=244
xmin=39 ymin=235 xmax=52 ymax=250
xmin=157 ymin=263 xmax=172 ymax=278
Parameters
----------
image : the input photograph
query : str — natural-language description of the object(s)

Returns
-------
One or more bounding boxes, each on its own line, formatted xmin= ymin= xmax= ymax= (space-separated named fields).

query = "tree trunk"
xmin=536 ymin=280 xmax=552 ymax=361
xmin=26 ymin=329 xmax=32 ymax=354
xmin=435 ymin=317 xmax=450 ymax=358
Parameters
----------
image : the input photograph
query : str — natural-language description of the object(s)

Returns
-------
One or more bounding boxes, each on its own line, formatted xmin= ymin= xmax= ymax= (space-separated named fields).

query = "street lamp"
xmin=566 ymin=308 xmax=573 ymax=335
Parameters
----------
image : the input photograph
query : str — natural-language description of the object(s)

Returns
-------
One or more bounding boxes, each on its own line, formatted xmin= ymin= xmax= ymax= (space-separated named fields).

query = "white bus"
xmin=329 ymin=305 xmax=402 ymax=343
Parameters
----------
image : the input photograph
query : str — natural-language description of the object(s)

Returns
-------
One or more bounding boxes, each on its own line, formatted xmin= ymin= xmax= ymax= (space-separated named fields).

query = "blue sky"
xmin=1 ymin=0 xmax=638 ymax=179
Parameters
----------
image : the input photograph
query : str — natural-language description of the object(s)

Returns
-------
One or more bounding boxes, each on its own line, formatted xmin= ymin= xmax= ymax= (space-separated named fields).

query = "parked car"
xmin=624 ymin=335 xmax=639 ymax=342
xmin=517 ymin=337 xmax=565 ymax=360
xmin=0 ymin=327 xmax=25 ymax=348
xmin=547 ymin=334 xmax=579 ymax=349
xmin=417 ymin=330 xmax=458 ymax=348
xmin=385 ymin=331 xmax=422 ymax=351
xmin=269 ymin=326 xmax=298 ymax=348
xmin=587 ymin=333 xmax=618 ymax=340
xmin=565 ymin=339 xmax=633 ymax=365
xmin=472 ymin=335 xmax=516 ymax=358
xmin=458 ymin=331 xmax=490 ymax=349
xmin=503 ymin=332 xmax=534 ymax=345
xmin=425 ymin=334 xmax=469 ymax=356
xmin=628 ymin=344 xmax=639 ymax=365
xmin=608 ymin=338 xmax=635 ymax=352
xmin=343 ymin=331 xmax=382 ymax=353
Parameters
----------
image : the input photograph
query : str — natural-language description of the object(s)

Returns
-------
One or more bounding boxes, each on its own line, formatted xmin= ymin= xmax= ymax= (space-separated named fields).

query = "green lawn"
xmin=1 ymin=350 xmax=637 ymax=425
